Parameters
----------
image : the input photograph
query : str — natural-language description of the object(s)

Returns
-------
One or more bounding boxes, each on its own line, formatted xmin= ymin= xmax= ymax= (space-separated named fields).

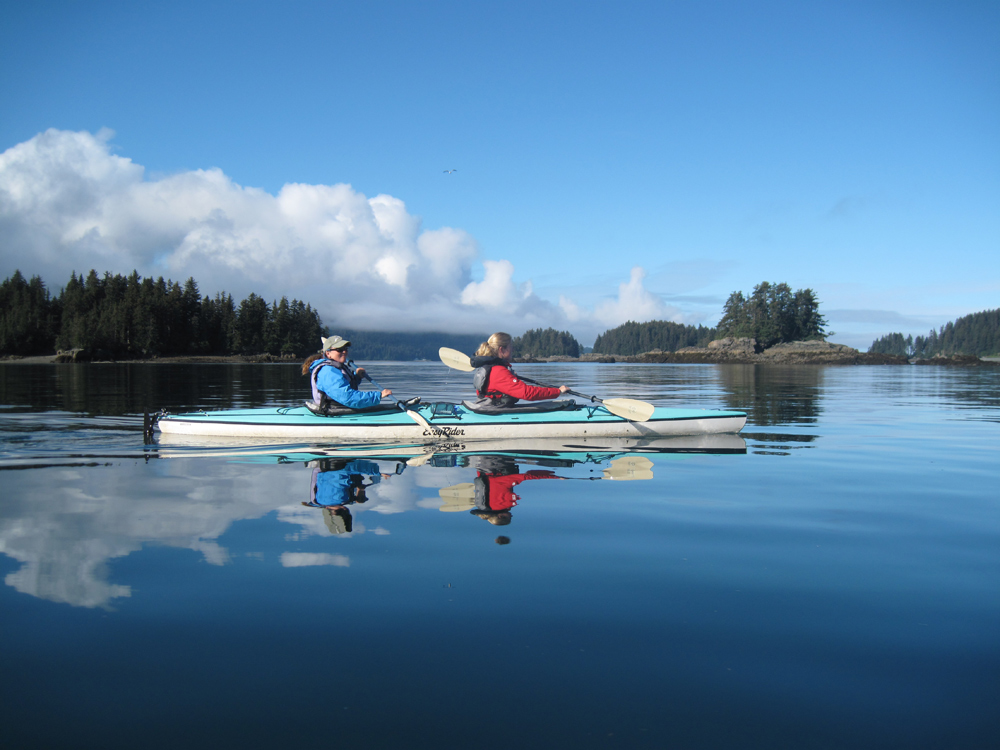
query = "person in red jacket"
xmin=470 ymin=332 xmax=570 ymax=407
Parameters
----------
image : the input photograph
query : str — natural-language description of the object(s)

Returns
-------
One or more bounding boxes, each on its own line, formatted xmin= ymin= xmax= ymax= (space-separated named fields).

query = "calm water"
xmin=1 ymin=362 xmax=998 ymax=749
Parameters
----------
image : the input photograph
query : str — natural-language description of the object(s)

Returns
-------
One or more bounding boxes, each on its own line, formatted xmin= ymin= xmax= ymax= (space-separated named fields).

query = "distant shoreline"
xmin=4 ymin=343 xmax=997 ymax=367
xmin=523 ymin=339 xmax=999 ymax=366
xmin=1 ymin=354 xmax=296 ymax=365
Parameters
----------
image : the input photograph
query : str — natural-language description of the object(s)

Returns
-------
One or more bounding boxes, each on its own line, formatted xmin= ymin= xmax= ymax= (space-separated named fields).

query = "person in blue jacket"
xmin=302 ymin=335 xmax=391 ymax=412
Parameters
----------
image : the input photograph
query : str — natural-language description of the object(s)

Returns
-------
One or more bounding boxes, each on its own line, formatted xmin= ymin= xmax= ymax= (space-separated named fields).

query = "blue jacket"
xmin=311 ymin=460 xmax=383 ymax=506
xmin=309 ymin=359 xmax=382 ymax=410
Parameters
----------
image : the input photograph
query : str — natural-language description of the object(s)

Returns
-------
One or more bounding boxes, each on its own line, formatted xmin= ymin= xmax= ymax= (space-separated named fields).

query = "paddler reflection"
xmin=302 ymin=458 xmax=392 ymax=534
xmin=468 ymin=455 xmax=562 ymax=526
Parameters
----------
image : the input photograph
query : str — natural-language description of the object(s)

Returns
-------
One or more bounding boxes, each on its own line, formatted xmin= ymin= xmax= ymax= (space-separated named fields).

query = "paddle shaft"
xmin=516 ymin=374 xmax=602 ymax=405
xmin=440 ymin=348 xmax=602 ymax=402
xmin=358 ymin=368 xmax=433 ymax=431
xmin=358 ymin=369 xmax=398 ymax=405
xmin=518 ymin=377 xmax=655 ymax=422
xmin=504 ymin=371 xmax=646 ymax=414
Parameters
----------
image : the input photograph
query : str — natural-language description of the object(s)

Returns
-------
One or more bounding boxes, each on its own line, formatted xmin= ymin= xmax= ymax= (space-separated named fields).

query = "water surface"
xmin=1 ymin=362 xmax=997 ymax=749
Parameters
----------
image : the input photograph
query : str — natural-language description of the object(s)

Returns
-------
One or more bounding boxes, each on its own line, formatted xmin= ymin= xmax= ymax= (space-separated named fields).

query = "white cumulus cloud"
xmin=280 ymin=552 xmax=350 ymax=568
xmin=0 ymin=129 xmax=685 ymax=339
xmin=460 ymin=259 xmax=516 ymax=308
xmin=591 ymin=267 xmax=682 ymax=328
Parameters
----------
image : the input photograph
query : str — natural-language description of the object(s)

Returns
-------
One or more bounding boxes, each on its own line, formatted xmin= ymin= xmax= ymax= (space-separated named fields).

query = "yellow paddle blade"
xmin=439 ymin=502 xmax=476 ymax=512
xmin=405 ymin=450 xmax=435 ymax=466
xmin=439 ymin=482 xmax=476 ymax=499
xmin=439 ymin=347 xmax=474 ymax=372
xmin=438 ymin=482 xmax=477 ymax=511
xmin=400 ymin=407 xmax=432 ymax=430
xmin=601 ymin=398 xmax=656 ymax=422
xmin=603 ymin=456 xmax=654 ymax=481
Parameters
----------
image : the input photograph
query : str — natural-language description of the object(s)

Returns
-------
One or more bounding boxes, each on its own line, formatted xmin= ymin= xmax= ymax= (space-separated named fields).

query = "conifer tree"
xmin=0 ymin=270 xmax=60 ymax=355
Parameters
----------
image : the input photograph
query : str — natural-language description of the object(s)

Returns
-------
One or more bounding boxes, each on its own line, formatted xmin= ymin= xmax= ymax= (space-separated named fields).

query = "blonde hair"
xmin=475 ymin=332 xmax=513 ymax=358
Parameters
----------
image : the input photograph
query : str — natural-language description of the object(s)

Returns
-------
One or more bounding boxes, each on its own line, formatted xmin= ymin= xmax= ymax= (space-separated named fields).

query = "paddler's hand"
xmin=381 ymin=389 xmax=392 ymax=398
xmin=355 ymin=367 xmax=367 ymax=378
xmin=558 ymin=385 xmax=570 ymax=393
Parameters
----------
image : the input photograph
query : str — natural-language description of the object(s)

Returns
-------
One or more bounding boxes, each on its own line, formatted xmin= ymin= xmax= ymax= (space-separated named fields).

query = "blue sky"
xmin=1 ymin=0 xmax=997 ymax=349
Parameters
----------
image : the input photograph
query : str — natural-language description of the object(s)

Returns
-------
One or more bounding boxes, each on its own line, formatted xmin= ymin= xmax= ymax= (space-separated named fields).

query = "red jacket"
xmin=480 ymin=470 xmax=558 ymax=510
xmin=487 ymin=365 xmax=561 ymax=402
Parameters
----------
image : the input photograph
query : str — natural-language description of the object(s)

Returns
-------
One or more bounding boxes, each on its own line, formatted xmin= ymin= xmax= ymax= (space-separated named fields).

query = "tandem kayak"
xmin=152 ymin=432 xmax=748 ymax=457
xmin=155 ymin=400 xmax=747 ymax=440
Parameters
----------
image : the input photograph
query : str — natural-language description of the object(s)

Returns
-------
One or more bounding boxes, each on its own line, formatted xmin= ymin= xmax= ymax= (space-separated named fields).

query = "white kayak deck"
xmin=156 ymin=401 xmax=747 ymax=440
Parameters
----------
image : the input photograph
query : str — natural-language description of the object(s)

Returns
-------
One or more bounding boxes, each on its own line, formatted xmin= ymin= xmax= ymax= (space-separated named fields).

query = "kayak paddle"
xmin=603 ymin=456 xmax=655 ymax=480
xmin=437 ymin=347 xmax=655 ymax=422
xmin=438 ymin=346 xmax=475 ymax=372
xmin=360 ymin=371 xmax=433 ymax=431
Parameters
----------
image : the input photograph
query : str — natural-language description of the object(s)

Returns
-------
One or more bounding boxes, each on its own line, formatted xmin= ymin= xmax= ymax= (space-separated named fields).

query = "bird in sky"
xmin=443 ymin=169 xmax=457 ymax=174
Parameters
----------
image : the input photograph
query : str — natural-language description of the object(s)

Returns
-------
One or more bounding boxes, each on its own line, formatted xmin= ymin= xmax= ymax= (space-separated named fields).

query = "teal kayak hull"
xmin=156 ymin=401 xmax=747 ymax=441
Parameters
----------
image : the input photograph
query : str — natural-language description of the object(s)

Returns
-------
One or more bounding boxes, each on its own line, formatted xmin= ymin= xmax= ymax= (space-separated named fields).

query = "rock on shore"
xmin=638 ymin=338 xmax=906 ymax=364
xmin=519 ymin=338 xmax=996 ymax=366
xmin=4 ymin=341 xmax=995 ymax=366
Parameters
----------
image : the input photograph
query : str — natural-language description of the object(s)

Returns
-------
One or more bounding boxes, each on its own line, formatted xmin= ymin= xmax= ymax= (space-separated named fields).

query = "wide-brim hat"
xmin=321 ymin=335 xmax=351 ymax=351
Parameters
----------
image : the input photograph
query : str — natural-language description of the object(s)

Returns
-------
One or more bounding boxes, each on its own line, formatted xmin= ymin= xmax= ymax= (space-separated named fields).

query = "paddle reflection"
xmin=438 ymin=453 xmax=666 ymax=547
xmin=437 ymin=451 xmax=656 ymax=528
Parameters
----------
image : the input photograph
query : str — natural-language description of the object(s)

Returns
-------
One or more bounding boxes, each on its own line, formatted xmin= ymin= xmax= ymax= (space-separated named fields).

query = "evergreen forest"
xmin=592 ymin=320 xmax=715 ymax=356
xmin=868 ymin=309 xmax=1000 ymax=358
xmin=0 ymin=270 xmax=324 ymax=358
xmin=513 ymin=328 xmax=581 ymax=358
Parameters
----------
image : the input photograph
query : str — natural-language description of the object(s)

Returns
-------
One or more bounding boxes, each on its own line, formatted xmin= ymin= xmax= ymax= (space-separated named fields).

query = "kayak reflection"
xmin=155 ymin=434 xmax=747 ymax=529
xmin=283 ymin=434 xmax=747 ymax=532
xmin=302 ymin=459 xmax=393 ymax=534
xmin=154 ymin=432 xmax=747 ymax=464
